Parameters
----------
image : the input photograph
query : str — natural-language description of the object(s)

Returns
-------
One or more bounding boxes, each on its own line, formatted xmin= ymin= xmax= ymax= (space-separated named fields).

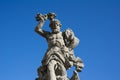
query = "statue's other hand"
xmin=65 ymin=29 xmax=75 ymax=40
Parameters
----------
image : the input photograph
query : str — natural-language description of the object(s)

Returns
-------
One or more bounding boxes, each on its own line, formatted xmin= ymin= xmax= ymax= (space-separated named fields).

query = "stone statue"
xmin=35 ymin=12 xmax=84 ymax=80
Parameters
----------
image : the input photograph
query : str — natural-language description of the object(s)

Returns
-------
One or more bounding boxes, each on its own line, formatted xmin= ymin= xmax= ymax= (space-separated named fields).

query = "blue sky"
xmin=0 ymin=0 xmax=120 ymax=80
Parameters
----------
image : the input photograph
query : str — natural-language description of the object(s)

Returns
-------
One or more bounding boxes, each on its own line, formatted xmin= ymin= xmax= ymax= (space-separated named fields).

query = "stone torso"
xmin=46 ymin=32 xmax=65 ymax=48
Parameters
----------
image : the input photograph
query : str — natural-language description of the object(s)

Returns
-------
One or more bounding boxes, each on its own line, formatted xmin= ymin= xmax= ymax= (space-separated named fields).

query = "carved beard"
xmin=52 ymin=28 xmax=60 ymax=33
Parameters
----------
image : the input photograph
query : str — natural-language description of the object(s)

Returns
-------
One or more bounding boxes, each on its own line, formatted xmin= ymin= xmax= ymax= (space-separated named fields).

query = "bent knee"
xmin=48 ymin=60 xmax=57 ymax=69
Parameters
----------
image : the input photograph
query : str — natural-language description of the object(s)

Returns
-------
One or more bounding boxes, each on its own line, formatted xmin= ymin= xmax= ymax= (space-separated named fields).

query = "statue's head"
xmin=49 ymin=19 xmax=62 ymax=33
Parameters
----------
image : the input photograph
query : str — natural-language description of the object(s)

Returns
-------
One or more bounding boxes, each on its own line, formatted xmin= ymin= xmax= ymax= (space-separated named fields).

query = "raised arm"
xmin=35 ymin=14 xmax=50 ymax=38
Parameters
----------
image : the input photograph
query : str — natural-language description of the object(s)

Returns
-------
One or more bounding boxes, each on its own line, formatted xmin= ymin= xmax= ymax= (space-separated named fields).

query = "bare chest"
xmin=47 ymin=32 xmax=65 ymax=47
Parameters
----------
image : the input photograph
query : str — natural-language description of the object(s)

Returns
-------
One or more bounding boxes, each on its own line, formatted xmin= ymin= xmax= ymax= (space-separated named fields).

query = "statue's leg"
xmin=47 ymin=60 xmax=57 ymax=80
xmin=60 ymin=64 xmax=66 ymax=76
xmin=60 ymin=64 xmax=68 ymax=80
xmin=55 ymin=63 xmax=68 ymax=80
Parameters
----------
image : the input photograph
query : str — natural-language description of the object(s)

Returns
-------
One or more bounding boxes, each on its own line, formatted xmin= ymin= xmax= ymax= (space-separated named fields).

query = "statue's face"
xmin=50 ymin=22 xmax=60 ymax=33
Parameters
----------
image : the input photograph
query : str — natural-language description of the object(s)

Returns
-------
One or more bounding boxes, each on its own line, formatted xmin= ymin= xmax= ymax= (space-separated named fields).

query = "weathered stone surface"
xmin=35 ymin=12 xmax=84 ymax=80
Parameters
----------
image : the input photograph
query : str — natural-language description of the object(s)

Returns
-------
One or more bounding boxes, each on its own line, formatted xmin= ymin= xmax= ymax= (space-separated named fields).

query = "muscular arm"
xmin=35 ymin=20 xmax=50 ymax=38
